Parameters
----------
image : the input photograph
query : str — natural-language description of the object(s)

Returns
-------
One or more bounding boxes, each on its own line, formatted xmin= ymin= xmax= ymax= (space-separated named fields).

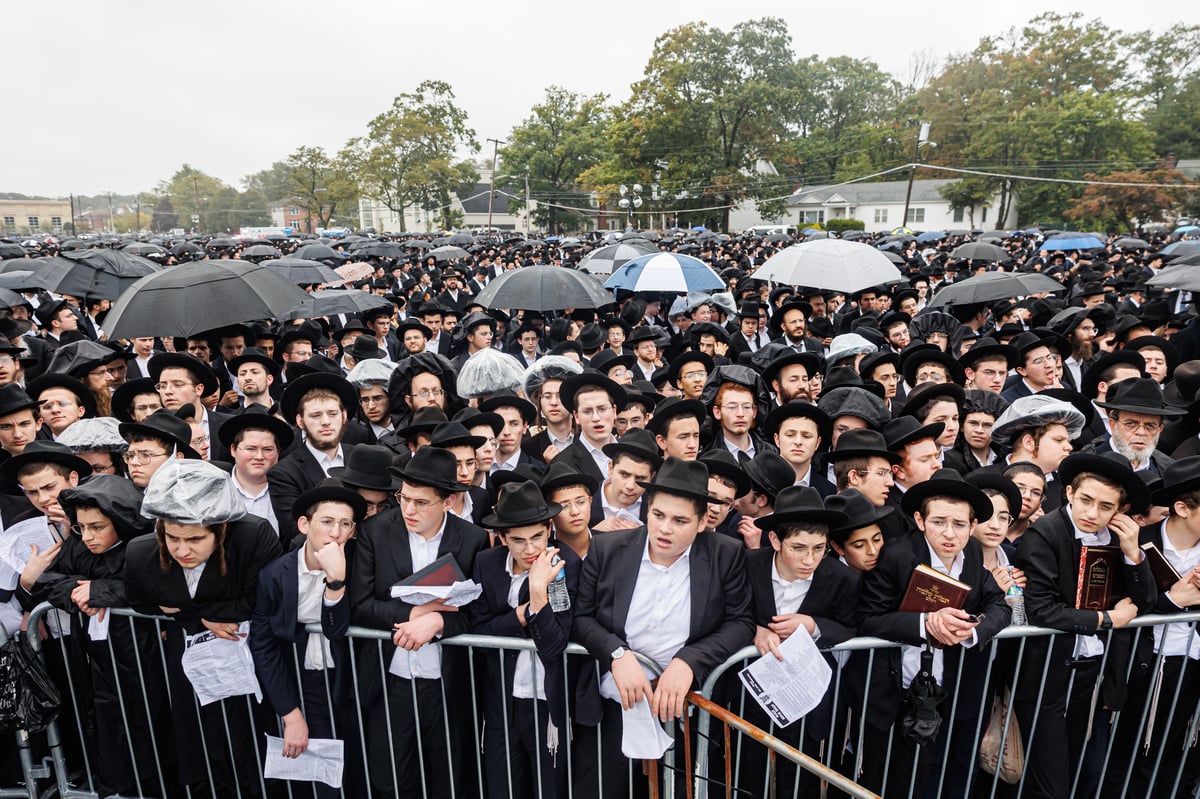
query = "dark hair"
xmin=16 ymin=461 xmax=74 ymax=481
xmin=644 ymin=488 xmax=706 ymax=518
xmin=400 ymin=480 xmax=453 ymax=501
xmin=125 ymin=431 xmax=175 ymax=452
xmin=773 ymin=521 xmax=829 ymax=541
xmin=908 ymin=395 xmax=958 ymax=423
xmin=919 ymin=494 xmax=975 ymax=520
xmin=613 ymin=450 xmax=657 ymax=470
xmin=834 ymin=457 xmax=871 ymax=491
xmin=1003 ymin=461 xmax=1045 ymax=483
xmin=154 ymin=519 xmax=227 ymax=575
xmin=546 ymin=483 xmax=593 ymax=501
xmin=1068 ymin=471 xmax=1127 ymax=505
xmin=1170 ymin=489 xmax=1200 ymax=514
xmin=299 ymin=499 xmax=356 ymax=522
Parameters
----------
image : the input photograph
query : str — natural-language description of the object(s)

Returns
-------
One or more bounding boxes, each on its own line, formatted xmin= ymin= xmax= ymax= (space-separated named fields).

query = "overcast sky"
xmin=4 ymin=0 xmax=1178 ymax=198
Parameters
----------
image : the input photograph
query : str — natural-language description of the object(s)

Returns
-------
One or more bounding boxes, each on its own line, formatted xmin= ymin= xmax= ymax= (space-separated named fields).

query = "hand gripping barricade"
xmin=16 ymin=602 xmax=1200 ymax=799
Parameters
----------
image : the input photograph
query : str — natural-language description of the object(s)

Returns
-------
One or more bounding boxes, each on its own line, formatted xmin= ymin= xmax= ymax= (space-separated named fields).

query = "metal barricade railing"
xmin=0 ymin=623 xmax=53 ymax=799
xmin=18 ymin=602 xmax=1200 ymax=799
xmin=687 ymin=612 xmax=1200 ymax=799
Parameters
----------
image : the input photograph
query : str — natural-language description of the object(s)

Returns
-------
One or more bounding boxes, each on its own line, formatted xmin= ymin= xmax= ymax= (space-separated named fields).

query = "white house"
xmin=357 ymin=167 xmax=534 ymax=234
xmin=730 ymin=178 xmax=1018 ymax=233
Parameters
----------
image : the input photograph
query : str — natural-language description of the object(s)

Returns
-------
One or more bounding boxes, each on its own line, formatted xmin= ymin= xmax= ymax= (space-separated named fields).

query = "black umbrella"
xmin=207 ymin=237 xmax=237 ymax=250
xmin=30 ymin=249 xmax=162 ymax=300
xmin=926 ymin=271 xmax=1065 ymax=307
xmin=763 ymin=232 xmax=794 ymax=244
xmin=1113 ymin=237 xmax=1150 ymax=251
xmin=576 ymin=241 xmax=657 ymax=276
xmin=0 ymin=287 xmax=26 ymax=309
xmin=0 ymin=257 xmax=41 ymax=274
xmin=0 ymin=242 xmax=27 ymax=259
xmin=261 ymin=257 xmax=343 ymax=285
xmin=171 ymin=242 xmax=204 ymax=259
xmin=428 ymin=245 xmax=470 ymax=262
xmin=403 ymin=239 xmax=432 ymax=250
xmin=121 ymin=242 xmax=166 ymax=256
xmin=282 ymin=289 xmax=393 ymax=321
xmin=879 ymin=250 xmax=905 ymax=265
xmin=102 ymin=259 xmax=310 ymax=338
xmin=241 ymin=244 xmax=281 ymax=260
xmin=950 ymin=242 xmax=1011 ymax=263
xmin=474 ymin=265 xmax=612 ymax=311
xmin=295 ymin=243 xmax=342 ymax=262
xmin=0 ymin=270 xmax=40 ymax=291
xmin=447 ymin=233 xmax=475 ymax=246
xmin=352 ymin=241 xmax=403 ymax=259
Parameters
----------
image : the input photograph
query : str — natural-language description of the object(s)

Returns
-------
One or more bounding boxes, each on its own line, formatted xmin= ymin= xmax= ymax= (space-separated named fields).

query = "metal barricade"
xmin=0 ymin=623 xmax=54 ymax=799
xmin=19 ymin=602 xmax=1200 ymax=799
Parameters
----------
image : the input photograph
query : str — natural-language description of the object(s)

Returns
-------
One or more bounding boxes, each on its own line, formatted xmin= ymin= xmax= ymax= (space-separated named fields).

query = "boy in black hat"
xmin=34 ymin=298 xmax=80 ymax=352
xmin=591 ymin=427 xmax=662 ymax=532
xmin=227 ymin=348 xmax=280 ymax=410
xmin=1012 ymin=453 xmax=1156 ymax=798
xmin=149 ymin=351 xmax=232 ymax=456
xmin=349 ymin=446 xmax=489 ymax=799
xmin=647 ymin=397 xmax=704 ymax=461
xmin=737 ymin=485 xmax=857 ymax=797
xmin=731 ymin=450 xmax=795 ymax=548
xmin=250 ymin=480 xmax=368 ymax=799
xmin=220 ymin=408 xmax=294 ymax=536
xmin=118 ymin=408 xmax=198 ymax=488
xmin=540 ymin=461 xmax=599 ymax=560
xmin=572 ymin=457 xmax=754 ymax=799
xmin=468 ymin=480 xmax=582 ymax=799
xmin=857 ymin=470 xmax=1011 ymax=797
xmin=328 ymin=444 xmax=401 ymax=520
xmin=396 ymin=317 xmax=433 ymax=358
xmin=698 ymin=449 xmax=749 ymax=538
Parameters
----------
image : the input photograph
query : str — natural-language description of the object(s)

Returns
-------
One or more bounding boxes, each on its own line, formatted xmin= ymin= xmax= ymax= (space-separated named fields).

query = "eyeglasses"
xmin=924 ymin=517 xmax=971 ymax=533
xmin=395 ymin=492 xmax=438 ymax=511
xmin=681 ymin=370 xmax=707 ymax=381
xmin=408 ymin=389 xmax=445 ymax=400
xmin=70 ymin=522 xmax=112 ymax=537
xmin=991 ymin=513 xmax=1014 ymax=526
xmin=363 ymin=500 xmax=391 ymax=514
xmin=90 ymin=366 xmax=124 ymax=378
xmin=0 ymin=356 xmax=15 ymax=366
xmin=312 ymin=517 xmax=355 ymax=533
xmin=1029 ymin=354 xmax=1060 ymax=366
xmin=123 ymin=449 xmax=169 ymax=463
xmin=577 ymin=405 xmax=613 ymax=418
xmin=1118 ymin=418 xmax=1162 ymax=434
xmin=155 ymin=380 xmax=195 ymax=391
xmin=133 ymin=403 xmax=162 ymax=414
xmin=38 ymin=400 xmax=78 ymax=411
xmin=557 ymin=497 xmax=591 ymax=512
xmin=720 ymin=403 xmax=755 ymax=413
xmin=855 ymin=468 xmax=893 ymax=480
xmin=1016 ymin=485 xmax=1044 ymax=499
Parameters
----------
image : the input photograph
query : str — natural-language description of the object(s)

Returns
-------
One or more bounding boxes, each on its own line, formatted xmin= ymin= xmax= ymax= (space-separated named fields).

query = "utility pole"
xmin=192 ymin=174 xmax=201 ymax=235
xmin=69 ymin=194 xmax=76 ymax=236
xmin=902 ymin=122 xmax=932 ymax=229
xmin=486 ymin=138 xmax=503 ymax=235
xmin=135 ymin=194 xmax=141 ymax=235
xmin=524 ymin=173 xmax=531 ymax=236
xmin=107 ymin=192 xmax=116 ymax=235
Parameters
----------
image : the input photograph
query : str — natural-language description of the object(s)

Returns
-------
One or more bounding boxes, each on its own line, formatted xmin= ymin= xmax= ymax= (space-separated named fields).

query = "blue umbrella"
xmin=1038 ymin=232 xmax=1105 ymax=251
xmin=604 ymin=252 xmax=724 ymax=293
xmin=1175 ymin=225 xmax=1200 ymax=235
xmin=916 ymin=231 xmax=946 ymax=243
xmin=690 ymin=225 xmax=708 ymax=232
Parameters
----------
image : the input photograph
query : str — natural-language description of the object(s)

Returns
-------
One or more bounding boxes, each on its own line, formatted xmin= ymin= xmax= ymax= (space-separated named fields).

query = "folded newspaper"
xmin=389 ymin=579 xmax=482 ymax=607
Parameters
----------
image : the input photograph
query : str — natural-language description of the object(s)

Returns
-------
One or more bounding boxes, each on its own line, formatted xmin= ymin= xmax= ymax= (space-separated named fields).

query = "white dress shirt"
xmin=624 ymin=540 xmax=693 ymax=671
xmin=450 ymin=490 xmax=475 ymax=523
xmin=389 ymin=518 xmax=447 ymax=680
xmin=232 ymin=469 xmax=279 ymax=535
xmin=505 ymin=555 xmax=547 ymax=701
xmin=490 ymin=449 xmax=521 ymax=475
xmin=770 ymin=558 xmax=818 ymax=643
xmin=305 ymin=442 xmax=345 ymax=475
xmin=1156 ymin=523 xmax=1200 ymax=659
xmin=296 ymin=547 xmax=338 ymax=670
xmin=183 ymin=561 xmax=207 ymax=599
xmin=599 ymin=480 xmax=641 ymax=524
xmin=1068 ymin=506 xmax=1133 ymax=658
xmin=901 ymin=539 xmax=977 ymax=688
xmin=580 ymin=436 xmax=612 ymax=477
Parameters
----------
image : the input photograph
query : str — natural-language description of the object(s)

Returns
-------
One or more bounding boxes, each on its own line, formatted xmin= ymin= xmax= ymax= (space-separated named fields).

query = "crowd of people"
xmin=1 ymin=225 xmax=1200 ymax=799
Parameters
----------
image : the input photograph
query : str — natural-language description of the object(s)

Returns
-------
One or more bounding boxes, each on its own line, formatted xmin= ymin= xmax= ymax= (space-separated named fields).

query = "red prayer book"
xmin=396 ymin=554 xmax=465 ymax=588
xmin=898 ymin=564 xmax=971 ymax=613
xmin=1075 ymin=546 xmax=1124 ymax=611
xmin=1140 ymin=542 xmax=1182 ymax=593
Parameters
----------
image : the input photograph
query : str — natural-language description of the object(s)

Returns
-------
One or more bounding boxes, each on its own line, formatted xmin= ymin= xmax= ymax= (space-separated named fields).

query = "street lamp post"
xmin=901 ymin=122 xmax=936 ymax=229
xmin=618 ymin=184 xmax=643 ymax=231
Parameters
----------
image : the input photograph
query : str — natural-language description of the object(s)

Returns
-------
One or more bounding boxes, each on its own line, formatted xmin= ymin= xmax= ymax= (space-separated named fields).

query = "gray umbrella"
xmin=427 ymin=245 xmax=471 ymax=262
xmin=28 ymin=249 xmax=162 ymax=300
xmin=262 ymin=257 xmax=344 ymax=285
xmin=283 ymin=289 xmax=393 ymax=321
xmin=122 ymin=242 xmax=167 ymax=256
xmin=576 ymin=241 xmax=657 ymax=276
xmin=950 ymin=242 xmax=1011 ymax=263
xmin=926 ymin=270 xmax=1065 ymax=307
xmin=294 ymin=243 xmax=342 ymax=262
xmin=102 ymin=260 xmax=310 ymax=338
xmin=0 ymin=287 xmax=25 ymax=309
xmin=1148 ymin=265 xmax=1200 ymax=292
xmin=474 ymin=265 xmax=612 ymax=311
xmin=0 ymin=270 xmax=39 ymax=291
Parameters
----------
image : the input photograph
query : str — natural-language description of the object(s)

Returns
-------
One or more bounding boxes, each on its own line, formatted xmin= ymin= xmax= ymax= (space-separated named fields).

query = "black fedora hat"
xmin=216 ymin=405 xmax=295 ymax=451
xmin=755 ymin=486 xmax=848 ymax=533
xmin=740 ymin=450 xmax=796 ymax=500
xmin=280 ymin=372 xmax=360 ymax=422
xmin=148 ymin=352 xmax=220 ymax=398
xmin=626 ymin=326 xmax=659 ymax=346
xmin=111 ymin=378 xmax=160 ymax=423
xmin=559 ymin=370 xmax=624 ymax=413
xmin=0 ymin=440 xmax=93 ymax=489
xmin=390 ymin=446 xmax=467 ymax=493
xmin=396 ymin=317 xmax=433 ymax=340
xmin=960 ymin=337 xmax=1018 ymax=371
xmin=478 ymin=391 xmax=537 ymax=425
xmin=764 ymin=401 xmax=831 ymax=443
xmin=1095 ymin=377 xmax=1185 ymax=417
xmin=346 ymin=335 xmax=387 ymax=362
xmin=901 ymin=468 xmax=994 ymax=522
xmin=0 ymin=384 xmax=38 ymax=419
xmin=1009 ymin=331 xmax=1061 ymax=360
xmin=227 ymin=347 xmax=282 ymax=380
xmin=1165 ymin=360 xmax=1200 ymax=409
xmin=118 ymin=409 xmax=201 ymax=459
xmin=294 ymin=478 xmax=369 ymax=524
xmin=430 ymin=421 xmax=486 ymax=450
xmin=539 ymin=459 xmax=599 ymax=497
xmin=965 ymin=471 xmax=1023 ymax=519
xmin=636 ymin=456 xmax=713 ymax=504
xmin=482 ymin=479 xmax=562 ymax=528
xmin=698 ymin=449 xmax=751 ymax=498
xmin=902 ymin=381 xmax=965 ymax=416
xmin=589 ymin=349 xmax=636 ymax=377
xmin=1081 ymin=350 xmax=1146 ymax=400
xmin=621 ymin=382 xmax=662 ymax=414
xmin=328 ymin=444 xmax=402 ymax=491
xmin=1152 ymin=455 xmax=1200 ymax=507
xmin=1057 ymin=453 xmax=1150 ymax=514
xmin=577 ymin=323 xmax=605 ymax=351
xmin=769 ymin=298 xmax=811 ymax=337
xmin=826 ymin=429 xmax=901 ymax=464
xmin=26 ymin=373 xmax=97 ymax=419
xmin=900 ymin=344 xmax=966 ymax=387
xmin=666 ymin=351 xmax=715 ymax=387
xmin=1124 ymin=335 xmax=1179 ymax=379
xmin=602 ymin=428 xmax=664 ymax=469
xmin=331 ymin=320 xmax=372 ymax=342
xmin=645 ymin=397 xmax=705 ymax=436
xmin=453 ymin=406 xmax=503 ymax=437
xmin=396 ymin=406 xmax=450 ymax=440
xmin=883 ymin=416 xmax=945 ymax=452
xmin=825 ymin=489 xmax=894 ymax=536
xmin=761 ymin=350 xmax=824 ymax=388
xmin=857 ymin=349 xmax=900 ymax=382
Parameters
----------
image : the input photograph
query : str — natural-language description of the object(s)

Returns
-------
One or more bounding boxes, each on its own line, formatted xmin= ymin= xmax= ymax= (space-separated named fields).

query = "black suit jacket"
xmin=123 ymin=517 xmax=282 ymax=635
xmin=552 ymin=438 xmax=608 ymax=492
xmin=1012 ymin=506 xmax=1156 ymax=708
xmin=348 ymin=508 xmax=488 ymax=700
xmin=571 ymin=527 xmax=755 ymax=687
xmin=268 ymin=442 xmax=357 ymax=547
xmin=249 ymin=542 xmax=354 ymax=718
xmin=466 ymin=543 xmax=590 ymax=727
xmin=857 ymin=532 xmax=1010 ymax=730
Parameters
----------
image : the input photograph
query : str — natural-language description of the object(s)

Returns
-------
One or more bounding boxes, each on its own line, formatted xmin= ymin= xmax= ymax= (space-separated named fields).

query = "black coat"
xmin=267 ymin=442 xmax=357 ymax=547
xmin=856 ymin=531 xmax=1010 ymax=730
xmin=571 ymin=526 xmax=755 ymax=688
xmin=1012 ymin=506 xmax=1156 ymax=709
xmin=549 ymin=438 xmax=607 ymax=490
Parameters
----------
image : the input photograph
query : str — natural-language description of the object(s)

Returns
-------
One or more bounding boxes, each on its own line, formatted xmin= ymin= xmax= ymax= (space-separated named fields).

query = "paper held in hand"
xmin=738 ymin=629 xmax=832 ymax=728
xmin=389 ymin=579 xmax=482 ymax=607
xmin=264 ymin=735 xmax=345 ymax=788
xmin=181 ymin=621 xmax=263 ymax=706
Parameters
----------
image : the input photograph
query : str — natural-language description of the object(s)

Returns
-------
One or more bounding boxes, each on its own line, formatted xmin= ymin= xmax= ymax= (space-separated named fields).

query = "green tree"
xmin=582 ymin=18 xmax=801 ymax=231
xmin=499 ymin=86 xmax=611 ymax=234
xmin=348 ymin=80 xmax=478 ymax=232
xmin=1065 ymin=168 xmax=1198 ymax=231
xmin=283 ymin=145 xmax=359 ymax=231
xmin=1145 ymin=73 xmax=1200 ymax=159
xmin=155 ymin=165 xmax=270 ymax=234
xmin=150 ymin=195 xmax=177 ymax=233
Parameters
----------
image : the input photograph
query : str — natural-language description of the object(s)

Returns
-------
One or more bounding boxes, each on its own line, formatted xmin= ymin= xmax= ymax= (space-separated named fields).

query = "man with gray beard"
xmin=1082 ymin=377 xmax=1184 ymax=475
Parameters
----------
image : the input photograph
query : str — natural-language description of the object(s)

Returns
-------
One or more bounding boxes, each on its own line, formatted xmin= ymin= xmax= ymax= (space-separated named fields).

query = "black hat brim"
xmin=560 ymin=372 xmax=625 ymax=413
xmin=832 ymin=504 xmax=895 ymax=534
xmin=635 ymin=478 xmax=714 ymax=505
xmin=149 ymin=353 xmax=220 ymax=398
xmin=280 ymin=373 xmax=360 ymax=422
xmin=756 ymin=507 xmax=849 ymax=532
xmin=293 ymin=484 xmax=369 ymax=523
xmin=117 ymin=421 xmax=201 ymax=460
xmin=216 ymin=411 xmax=295 ymax=451
xmin=0 ymin=449 xmax=93 ymax=488
xmin=900 ymin=477 xmax=995 ymax=521
xmin=1057 ymin=454 xmax=1151 ymax=513
xmin=26 ymin=374 xmax=97 ymax=419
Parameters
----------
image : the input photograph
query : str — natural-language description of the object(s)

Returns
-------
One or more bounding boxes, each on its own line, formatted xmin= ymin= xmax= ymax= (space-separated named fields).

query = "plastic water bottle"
xmin=1005 ymin=566 xmax=1026 ymax=625
xmin=547 ymin=555 xmax=571 ymax=612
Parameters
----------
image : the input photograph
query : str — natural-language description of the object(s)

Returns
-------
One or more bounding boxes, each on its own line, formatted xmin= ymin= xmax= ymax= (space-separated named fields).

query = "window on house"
xmin=51 ymin=216 xmax=63 ymax=233
xmin=953 ymin=208 xmax=964 ymax=223
xmin=874 ymin=209 xmax=888 ymax=224
xmin=27 ymin=216 xmax=38 ymax=230
xmin=801 ymin=210 xmax=825 ymax=224
xmin=906 ymin=208 xmax=925 ymax=224
xmin=3 ymin=216 xmax=14 ymax=229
